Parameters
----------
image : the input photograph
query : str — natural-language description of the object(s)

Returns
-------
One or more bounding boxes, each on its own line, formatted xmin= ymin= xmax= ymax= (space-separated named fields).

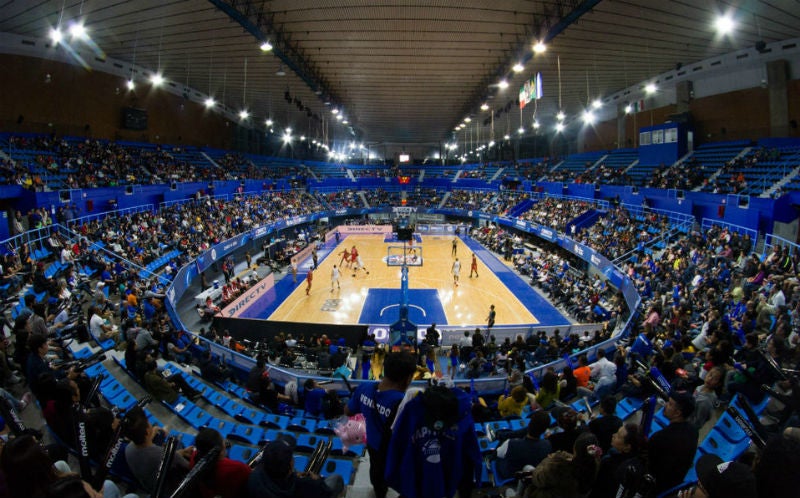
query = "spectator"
xmin=497 ymin=385 xmax=532 ymax=418
xmin=189 ymin=427 xmax=251 ymax=498
xmin=142 ymin=360 xmax=200 ymax=403
xmin=647 ymin=390 xmax=699 ymax=494
xmin=247 ymin=434 xmax=344 ymax=498
xmin=589 ymin=423 xmax=645 ymax=498
xmin=123 ymin=406 xmax=193 ymax=494
xmin=199 ymin=350 xmax=228 ymax=384
xmin=548 ymin=407 xmax=585 ymax=454
xmin=678 ymin=453 xmax=757 ymax=498
xmin=345 ymin=351 xmax=417 ymax=498
xmin=588 ymin=396 xmax=623 ymax=453
xmin=523 ymin=431 xmax=601 ymax=498
xmin=494 ymin=410 xmax=552 ymax=482
xmin=303 ymin=379 xmax=327 ymax=417
xmin=688 ymin=366 xmax=723 ymax=431
xmin=534 ymin=371 xmax=561 ymax=410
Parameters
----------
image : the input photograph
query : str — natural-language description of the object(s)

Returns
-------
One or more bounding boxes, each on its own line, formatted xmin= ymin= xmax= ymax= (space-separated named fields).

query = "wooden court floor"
xmin=268 ymin=235 xmax=540 ymax=327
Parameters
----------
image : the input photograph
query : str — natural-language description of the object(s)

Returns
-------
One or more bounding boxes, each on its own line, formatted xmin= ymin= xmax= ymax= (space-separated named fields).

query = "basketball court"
xmin=263 ymin=234 xmax=571 ymax=328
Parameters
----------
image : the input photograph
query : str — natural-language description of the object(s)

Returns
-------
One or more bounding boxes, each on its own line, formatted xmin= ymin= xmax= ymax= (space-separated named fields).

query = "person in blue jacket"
xmin=345 ymin=351 xmax=416 ymax=498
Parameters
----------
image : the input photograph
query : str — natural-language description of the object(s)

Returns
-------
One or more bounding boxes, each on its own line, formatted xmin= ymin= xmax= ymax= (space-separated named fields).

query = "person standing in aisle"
xmin=345 ymin=352 xmax=417 ymax=498
xmin=312 ymin=246 xmax=319 ymax=269
xmin=452 ymin=237 xmax=458 ymax=257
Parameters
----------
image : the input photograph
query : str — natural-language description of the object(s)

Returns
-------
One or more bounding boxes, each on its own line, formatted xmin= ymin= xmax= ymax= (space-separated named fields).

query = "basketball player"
xmin=469 ymin=253 xmax=479 ymax=278
xmin=352 ymin=252 xmax=369 ymax=277
xmin=331 ymin=264 xmax=341 ymax=292
xmin=486 ymin=304 xmax=496 ymax=329
xmin=451 ymin=238 xmax=458 ymax=257
xmin=338 ymin=247 xmax=351 ymax=267
xmin=291 ymin=260 xmax=298 ymax=283
xmin=305 ymin=267 xmax=313 ymax=295
xmin=451 ymin=257 xmax=461 ymax=286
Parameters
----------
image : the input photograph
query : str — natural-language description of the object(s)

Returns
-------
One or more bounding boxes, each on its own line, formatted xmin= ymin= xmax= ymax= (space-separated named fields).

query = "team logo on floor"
xmin=322 ymin=299 xmax=341 ymax=311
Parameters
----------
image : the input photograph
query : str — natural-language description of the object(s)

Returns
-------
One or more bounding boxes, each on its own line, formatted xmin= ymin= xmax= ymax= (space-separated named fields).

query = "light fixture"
xmin=150 ymin=73 xmax=165 ymax=87
xmin=342 ymin=119 xmax=349 ymax=124
xmin=504 ymin=134 xmax=510 ymax=140
xmin=282 ymin=132 xmax=292 ymax=143
xmin=533 ymin=120 xmax=540 ymax=129
xmin=260 ymin=41 xmax=273 ymax=52
xmin=349 ymin=142 xmax=356 ymax=149
xmin=714 ymin=14 xmax=735 ymax=35
xmin=204 ymin=97 xmax=215 ymax=108
xmin=518 ymin=127 xmax=525 ymax=134
xmin=336 ymin=114 xmax=343 ymax=121
xmin=498 ymin=80 xmax=509 ymax=89
xmin=489 ymin=140 xmax=495 ymax=147
xmin=265 ymin=119 xmax=273 ymax=126
xmin=286 ymin=127 xmax=292 ymax=133
xmin=480 ymin=103 xmax=489 ymax=111
xmin=69 ymin=23 xmax=87 ymax=40
xmin=126 ymin=79 xmax=135 ymax=91
xmin=49 ymin=27 xmax=63 ymax=45
xmin=464 ymin=117 xmax=472 ymax=123
xmin=275 ymin=65 xmax=286 ymax=76
xmin=624 ymin=105 xmax=633 ymax=114
xmin=513 ymin=63 xmax=524 ymax=73
xmin=645 ymin=83 xmax=657 ymax=94
xmin=592 ymin=99 xmax=602 ymax=109
xmin=582 ymin=110 xmax=596 ymax=124
xmin=238 ymin=110 xmax=250 ymax=120
xmin=331 ymin=108 xmax=339 ymax=115
xmin=300 ymin=135 xmax=306 ymax=141
xmin=557 ymin=111 xmax=566 ymax=121
xmin=556 ymin=122 xmax=565 ymax=132
xmin=533 ymin=41 xmax=546 ymax=54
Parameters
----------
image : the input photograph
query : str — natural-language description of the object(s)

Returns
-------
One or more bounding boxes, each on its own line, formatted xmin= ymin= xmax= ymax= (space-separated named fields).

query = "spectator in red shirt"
xmin=189 ymin=427 xmax=251 ymax=498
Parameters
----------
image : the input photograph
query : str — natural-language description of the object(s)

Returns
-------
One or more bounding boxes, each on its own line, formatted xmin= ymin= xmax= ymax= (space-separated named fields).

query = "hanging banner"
xmin=519 ymin=73 xmax=543 ymax=109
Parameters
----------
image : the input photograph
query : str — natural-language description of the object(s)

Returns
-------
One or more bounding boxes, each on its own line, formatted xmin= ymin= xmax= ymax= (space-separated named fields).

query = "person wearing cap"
xmin=677 ymin=454 xmax=757 ymax=498
xmin=648 ymin=390 xmax=699 ymax=494
xmin=247 ymin=434 xmax=344 ymax=498
xmin=495 ymin=410 xmax=552 ymax=482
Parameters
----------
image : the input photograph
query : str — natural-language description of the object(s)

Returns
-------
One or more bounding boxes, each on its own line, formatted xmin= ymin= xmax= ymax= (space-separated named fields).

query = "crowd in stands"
xmin=575 ymin=163 xmax=634 ymax=186
xmin=519 ymin=197 xmax=596 ymax=233
xmin=1 ymin=156 xmax=800 ymax=497
xmin=647 ymin=161 xmax=704 ymax=190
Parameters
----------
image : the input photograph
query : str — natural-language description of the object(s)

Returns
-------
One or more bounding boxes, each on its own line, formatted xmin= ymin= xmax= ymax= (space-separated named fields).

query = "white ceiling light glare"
xmin=282 ymin=131 xmax=292 ymax=143
xmin=336 ymin=114 xmax=343 ymax=121
xmin=556 ymin=122 xmax=565 ymax=132
xmin=556 ymin=111 xmax=566 ymax=121
xmin=238 ymin=109 xmax=249 ymax=120
xmin=49 ymin=27 xmax=63 ymax=45
xmin=488 ymin=140 xmax=495 ymax=147
xmin=498 ymin=79 xmax=509 ymax=89
xmin=592 ymin=99 xmax=602 ymax=109
xmin=481 ymin=103 xmax=489 ymax=111
xmin=150 ymin=73 xmax=165 ymax=87
xmin=645 ymin=83 xmax=657 ymax=94
xmin=504 ymin=134 xmax=510 ymax=140
xmin=533 ymin=41 xmax=547 ymax=54
xmin=714 ymin=13 xmax=735 ymax=35
xmin=126 ymin=79 xmax=135 ymax=91
xmin=275 ymin=64 xmax=286 ymax=76
xmin=331 ymin=108 xmax=339 ymax=115
xmin=624 ymin=104 xmax=633 ymax=114
xmin=342 ymin=119 xmax=349 ymax=124
xmin=582 ymin=110 xmax=596 ymax=124
xmin=69 ymin=22 xmax=87 ymax=40
xmin=464 ymin=117 xmax=472 ymax=123
xmin=533 ymin=120 xmax=540 ymax=129
xmin=204 ymin=97 xmax=215 ymax=108
xmin=513 ymin=63 xmax=524 ymax=73
xmin=260 ymin=41 xmax=273 ymax=52
xmin=265 ymin=118 xmax=273 ymax=126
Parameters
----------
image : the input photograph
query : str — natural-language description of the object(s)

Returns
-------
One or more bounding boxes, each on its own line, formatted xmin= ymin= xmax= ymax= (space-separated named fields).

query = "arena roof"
xmin=2 ymin=1 xmax=800 ymax=149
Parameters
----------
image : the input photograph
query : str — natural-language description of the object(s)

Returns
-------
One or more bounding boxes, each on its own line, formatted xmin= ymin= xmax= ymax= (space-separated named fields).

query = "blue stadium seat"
xmin=227 ymin=444 xmax=256 ymax=464
xmin=287 ymin=416 xmax=317 ymax=433
xmin=320 ymin=457 xmax=355 ymax=484
xmin=204 ymin=418 xmax=236 ymax=438
xmin=330 ymin=437 xmax=365 ymax=457
xmin=184 ymin=407 xmax=214 ymax=429
xmin=235 ymin=407 xmax=265 ymax=426
xmin=478 ymin=437 xmax=499 ymax=454
xmin=228 ymin=425 xmax=266 ymax=446
xmin=261 ymin=414 xmax=290 ymax=429
xmin=295 ymin=433 xmax=328 ymax=453
xmin=615 ymin=397 xmax=645 ymax=420
xmin=490 ymin=459 xmax=515 ymax=487
xmin=314 ymin=418 xmax=337 ymax=435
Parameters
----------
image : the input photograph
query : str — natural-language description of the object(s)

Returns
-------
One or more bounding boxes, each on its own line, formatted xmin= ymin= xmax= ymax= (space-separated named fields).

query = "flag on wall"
xmin=631 ymin=99 xmax=645 ymax=112
xmin=519 ymin=73 xmax=543 ymax=109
